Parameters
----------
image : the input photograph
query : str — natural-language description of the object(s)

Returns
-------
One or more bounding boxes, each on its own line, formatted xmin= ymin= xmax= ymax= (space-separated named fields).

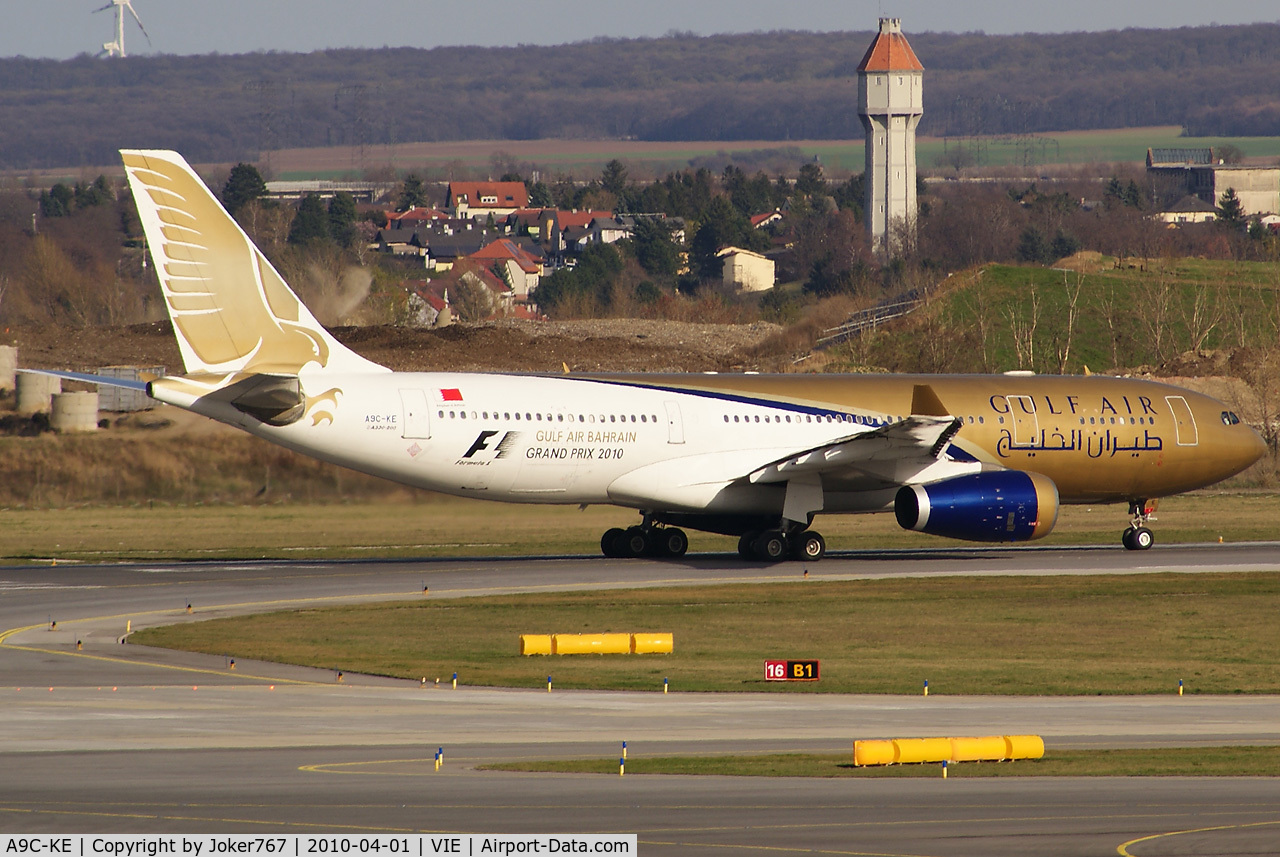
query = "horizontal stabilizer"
xmin=18 ymin=368 xmax=150 ymax=391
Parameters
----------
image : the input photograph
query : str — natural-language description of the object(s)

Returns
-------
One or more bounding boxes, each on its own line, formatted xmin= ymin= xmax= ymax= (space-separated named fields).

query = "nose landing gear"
xmin=1122 ymin=499 xmax=1156 ymax=551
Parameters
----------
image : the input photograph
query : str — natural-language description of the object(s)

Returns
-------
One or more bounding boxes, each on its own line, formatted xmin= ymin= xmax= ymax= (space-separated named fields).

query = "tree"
xmin=449 ymin=275 xmax=496 ymax=323
xmin=630 ymin=217 xmax=679 ymax=278
xmin=601 ymin=159 xmax=629 ymax=197
xmin=1217 ymin=187 xmax=1246 ymax=227
xmin=795 ymin=162 xmax=826 ymax=197
xmin=831 ymin=173 xmax=865 ymax=219
xmin=39 ymin=183 xmax=73 ymax=218
xmin=222 ymin=163 xmax=267 ymax=217
xmin=689 ymin=196 xmax=755 ymax=282
xmin=288 ymin=194 xmax=330 ymax=246
xmin=1017 ymin=226 xmax=1048 ymax=264
xmin=531 ymin=243 xmax=624 ymax=315
xmin=327 ymin=192 xmax=357 ymax=247
xmin=1216 ymin=143 xmax=1246 ymax=164
xmin=397 ymin=174 xmax=428 ymax=211
xmin=527 ymin=180 xmax=554 ymax=208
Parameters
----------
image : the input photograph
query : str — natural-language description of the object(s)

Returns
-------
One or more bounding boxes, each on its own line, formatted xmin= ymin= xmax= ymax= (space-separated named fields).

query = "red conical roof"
xmin=857 ymin=20 xmax=923 ymax=72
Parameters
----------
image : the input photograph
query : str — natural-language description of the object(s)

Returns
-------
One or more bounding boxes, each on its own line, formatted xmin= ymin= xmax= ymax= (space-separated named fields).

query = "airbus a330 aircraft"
xmin=56 ymin=150 xmax=1267 ymax=561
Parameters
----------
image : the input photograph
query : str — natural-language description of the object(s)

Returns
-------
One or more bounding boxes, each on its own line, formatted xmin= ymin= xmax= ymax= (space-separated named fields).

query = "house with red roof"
xmin=387 ymin=207 xmax=449 ymax=229
xmin=750 ymin=210 xmax=783 ymax=229
xmin=467 ymin=238 xmax=544 ymax=297
xmin=448 ymin=181 xmax=530 ymax=220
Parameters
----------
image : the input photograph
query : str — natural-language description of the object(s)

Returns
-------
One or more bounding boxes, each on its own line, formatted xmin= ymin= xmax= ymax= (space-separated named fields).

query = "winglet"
xmin=121 ymin=149 xmax=387 ymax=378
xmin=910 ymin=384 xmax=950 ymax=417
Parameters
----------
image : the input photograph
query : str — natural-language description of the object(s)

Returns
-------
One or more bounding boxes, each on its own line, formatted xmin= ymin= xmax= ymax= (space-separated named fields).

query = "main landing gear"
xmin=601 ymin=524 xmax=689 ymax=558
xmin=1121 ymin=499 xmax=1155 ymax=551
xmin=737 ymin=528 xmax=826 ymax=562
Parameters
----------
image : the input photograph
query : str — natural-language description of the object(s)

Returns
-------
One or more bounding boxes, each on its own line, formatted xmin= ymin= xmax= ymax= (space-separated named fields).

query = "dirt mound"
xmin=5 ymin=319 xmax=782 ymax=375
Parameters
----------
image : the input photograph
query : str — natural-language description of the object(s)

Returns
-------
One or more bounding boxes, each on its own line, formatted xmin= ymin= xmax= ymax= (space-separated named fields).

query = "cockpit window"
xmin=1221 ymin=411 xmax=1241 ymax=425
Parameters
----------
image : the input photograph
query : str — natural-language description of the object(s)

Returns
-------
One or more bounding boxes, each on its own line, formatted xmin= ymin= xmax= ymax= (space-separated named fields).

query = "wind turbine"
xmin=94 ymin=0 xmax=150 ymax=58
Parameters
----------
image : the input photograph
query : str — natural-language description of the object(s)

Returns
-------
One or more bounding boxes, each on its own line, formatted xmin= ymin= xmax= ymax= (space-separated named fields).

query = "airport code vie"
xmin=1 ymin=838 xmax=636 ymax=857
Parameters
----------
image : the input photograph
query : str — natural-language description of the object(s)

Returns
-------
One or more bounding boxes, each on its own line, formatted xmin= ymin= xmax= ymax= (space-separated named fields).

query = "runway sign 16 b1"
xmin=764 ymin=659 xmax=820 ymax=681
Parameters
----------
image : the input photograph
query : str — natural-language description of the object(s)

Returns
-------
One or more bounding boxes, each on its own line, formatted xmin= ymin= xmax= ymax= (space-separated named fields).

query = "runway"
xmin=3 ymin=544 xmax=1279 ymax=855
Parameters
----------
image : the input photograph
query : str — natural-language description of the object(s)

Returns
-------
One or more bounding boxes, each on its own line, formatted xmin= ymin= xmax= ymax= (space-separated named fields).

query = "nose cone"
xmin=1225 ymin=424 xmax=1269 ymax=479
xmin=1243 ymin=426 xmax=1269 ymax=471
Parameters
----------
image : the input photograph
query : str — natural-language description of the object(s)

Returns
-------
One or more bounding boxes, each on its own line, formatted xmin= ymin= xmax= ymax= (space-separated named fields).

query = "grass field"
xmin=2 ymin=489 xmax=1276 ymax=563
xmin=271 ymin=127 xmax=1280 ymax=180
xmin=826 ymin=258 xmax=1280 ymax=376
xmin=484 ymin=746 xmax=1280 ymax=778
xmin=132 ymin=570 xmax=1280 ymax=695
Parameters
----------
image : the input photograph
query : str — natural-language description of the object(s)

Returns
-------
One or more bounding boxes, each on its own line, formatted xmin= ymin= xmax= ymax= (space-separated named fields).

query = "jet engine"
xmin=894 ymin=471 xmax=1059 ymax=542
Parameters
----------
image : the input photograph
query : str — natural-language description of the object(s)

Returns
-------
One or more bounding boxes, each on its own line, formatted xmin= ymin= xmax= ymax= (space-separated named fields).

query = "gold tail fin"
xmin=121 ymin=149 xmax=386 ymax=377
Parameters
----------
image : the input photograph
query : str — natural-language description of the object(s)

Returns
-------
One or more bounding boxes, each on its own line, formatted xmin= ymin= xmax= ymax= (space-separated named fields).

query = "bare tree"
xmin=1180 ymin=281 xmax=1224 ymax=352
xmin=449 ymin=275 xmax=495 ymax=323
xmin=1054 ymin=271 xmax=1084 ymax=374
xmin=1132 ymin=269 xmax=1177 ymax=365
xmin=1005 ymin=286 xmax=1040 ymax=370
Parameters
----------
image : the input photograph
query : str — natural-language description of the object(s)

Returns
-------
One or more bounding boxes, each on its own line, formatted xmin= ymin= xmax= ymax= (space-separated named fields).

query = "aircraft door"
xmin=1006 ymin=395 xmax=1038 ymax=446
xmin=1164 ymin=396 xmax=1198 ymax=446
xmin=664 ymin=400 xmax=685 ymax=444
xmin=399 ymin=389 xmax=432 ymax=439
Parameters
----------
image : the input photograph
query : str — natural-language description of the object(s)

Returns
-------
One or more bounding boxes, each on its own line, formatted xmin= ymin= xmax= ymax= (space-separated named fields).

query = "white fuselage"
xmin=165 ymin=371 xmax=893 ymax=518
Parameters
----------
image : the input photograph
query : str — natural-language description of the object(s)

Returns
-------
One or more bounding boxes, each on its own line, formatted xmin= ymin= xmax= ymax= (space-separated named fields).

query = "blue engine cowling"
xmin=894 ymin=471 xmax=1059 ymax=543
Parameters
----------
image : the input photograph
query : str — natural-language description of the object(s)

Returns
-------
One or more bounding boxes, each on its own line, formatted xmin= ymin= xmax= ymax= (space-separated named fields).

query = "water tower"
xmin=858 ymin=18 xmax=923 ymax=256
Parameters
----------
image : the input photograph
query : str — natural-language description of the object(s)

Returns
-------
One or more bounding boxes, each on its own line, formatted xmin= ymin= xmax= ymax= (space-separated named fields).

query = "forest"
xmin=1 ymin=22 xmax=1279 ymax=170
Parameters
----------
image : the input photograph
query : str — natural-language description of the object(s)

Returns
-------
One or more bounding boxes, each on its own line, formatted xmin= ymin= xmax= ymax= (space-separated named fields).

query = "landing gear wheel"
xmin=654 ymin=527 xmax=688 ymax=557
xmin=753 ymin=530 xmax=788 ymax=562
xmin=738 ymin=532 xmax=758 ymax=559
xmin=601 ymin=527 xmax=626 ymax=558
xmin=622 ymin=526 xmax=650 ymax=557
xmin=1122 ymin=526 xmax=1154 ymax=551
xmin=1121 ymin=526 xmax=1135 ymax=551
xmin=791 ymin=531 xmax=826 ymax=561
xmin=1132 ymin=526 xmax=1154 ymax=550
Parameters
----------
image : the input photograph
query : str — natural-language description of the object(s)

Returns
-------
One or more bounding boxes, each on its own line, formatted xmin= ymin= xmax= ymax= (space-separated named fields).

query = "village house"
xmin=448 ymin=181 xmax=530 ymax=220
xmin=467 ymin=238 xmax=544 ymax=298
xmin=1157 ymin=194 xmax=1218 ymax=225
xmin=717 ymin=246 xmax=775 ymax=292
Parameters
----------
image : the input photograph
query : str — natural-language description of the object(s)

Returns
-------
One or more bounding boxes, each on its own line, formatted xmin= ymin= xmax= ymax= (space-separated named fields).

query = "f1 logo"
xmin=463 ymin=430 xmax=518 ymax=459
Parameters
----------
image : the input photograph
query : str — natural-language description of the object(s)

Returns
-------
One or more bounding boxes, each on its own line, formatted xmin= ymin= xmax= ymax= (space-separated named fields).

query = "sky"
xmin=4 ymin=0 xmax=1277 ymax=60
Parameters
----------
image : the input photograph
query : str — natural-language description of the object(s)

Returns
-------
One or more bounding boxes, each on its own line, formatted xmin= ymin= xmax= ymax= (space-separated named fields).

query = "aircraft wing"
xmin=746 ymin=411 xmax=963 ymax=485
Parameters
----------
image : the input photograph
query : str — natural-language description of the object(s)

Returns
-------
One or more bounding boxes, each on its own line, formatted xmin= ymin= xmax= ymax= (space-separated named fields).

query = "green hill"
xmin=825 ymin=257 xmax=1280 ymax=376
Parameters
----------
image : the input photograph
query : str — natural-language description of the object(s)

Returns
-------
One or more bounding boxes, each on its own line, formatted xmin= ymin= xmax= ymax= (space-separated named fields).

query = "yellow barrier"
xmin=551 ymin=633 xmax=632 ymax=655
xmin=852 ymin=734 xmax=1046 ymax=766
xmin=520 ymin=635 xmax=552 ymax=656
xmin=853 ymin=740 xmax=896 ymax=767
xmin=893 ymin=737 xmax=953 ymax=765
xmin=523 ymin=633 xmax=674 ymax=656
xmin=632 ymin=633 xmax=674 ymax=654
xmin=950 ymin=735 xmax=1008 ymax=763
xmin=1005 ymin=734 xmax=1045 ymax=760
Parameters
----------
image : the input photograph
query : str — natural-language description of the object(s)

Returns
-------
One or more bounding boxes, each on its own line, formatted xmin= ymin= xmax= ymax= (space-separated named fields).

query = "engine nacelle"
xmin=894 ymin=471 xmax=1059 ymax=543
